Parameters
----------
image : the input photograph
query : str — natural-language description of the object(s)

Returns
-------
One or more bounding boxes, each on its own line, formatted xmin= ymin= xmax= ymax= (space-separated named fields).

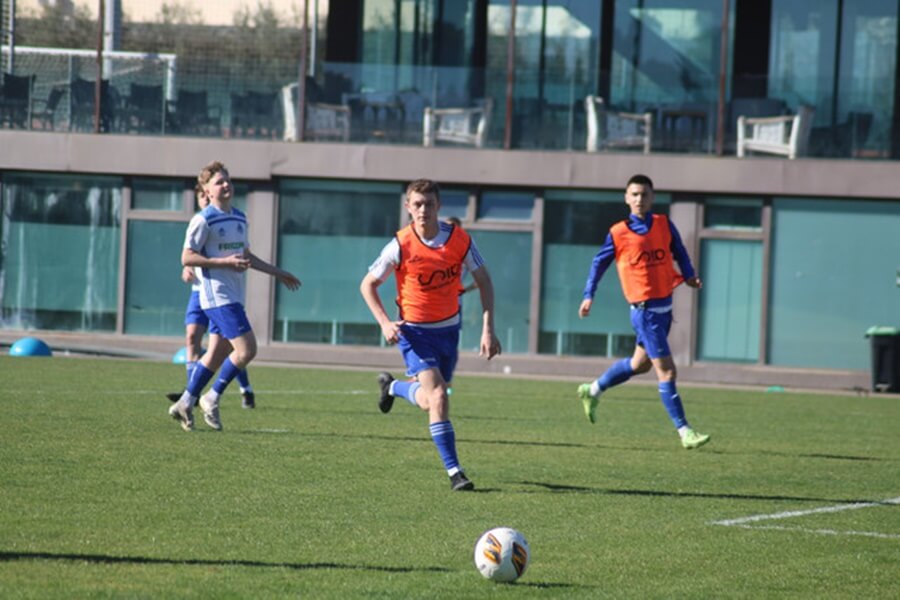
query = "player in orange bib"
xmin=360 ymin=178 xmax=502 ymax=491
xmin=576 ymin=174 xmax=710 ymax=450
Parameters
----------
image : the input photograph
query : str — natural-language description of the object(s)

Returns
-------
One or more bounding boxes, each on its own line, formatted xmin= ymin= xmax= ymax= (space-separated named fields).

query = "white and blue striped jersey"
xmin=184 ymin=205 xmax=249 ymax=310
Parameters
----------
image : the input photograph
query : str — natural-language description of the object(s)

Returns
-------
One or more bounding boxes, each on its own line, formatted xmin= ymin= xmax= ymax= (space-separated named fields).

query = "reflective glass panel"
xmin=124 ymin=220 xmax=190 ymax=336
xmin=697 ymin=239 xmax=762 ymax=362
xmin=132 ymin=178 xmax=183 ymax=211
xmin=0 ymin=173 xmax=122 ymax=331
xmin=477 ymin=190 xmax=534 ymax=221
xmin=768 ymin=197 xmax=900 ymax=370
xmin=539 ymin=188 xmax=670 ymax=356
xmin=703 ymin=198 xmax=762 ymax=230
xmin=275 ymin=179 xmax=401 ymax=344
xmin=460 ymin=230 xmax=532 ymax=354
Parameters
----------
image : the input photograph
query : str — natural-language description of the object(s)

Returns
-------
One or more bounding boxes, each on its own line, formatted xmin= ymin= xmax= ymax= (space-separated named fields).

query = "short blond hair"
xmin=197 ymin=160 xmax=228 ymax=187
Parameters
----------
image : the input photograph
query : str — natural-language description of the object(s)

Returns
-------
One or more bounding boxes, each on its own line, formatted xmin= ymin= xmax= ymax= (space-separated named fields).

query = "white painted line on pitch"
xmin=709 ymin=496 xmax=900 ymax=527
xmin=726 ymin=524 xmax=900 ymax=540
xmin=254 ymin=428 xmax=290 ymax=433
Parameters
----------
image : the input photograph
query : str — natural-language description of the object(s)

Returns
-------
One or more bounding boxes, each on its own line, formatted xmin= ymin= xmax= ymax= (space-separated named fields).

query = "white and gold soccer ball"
xmin=473 ymin=526 xmax=530 ymax=583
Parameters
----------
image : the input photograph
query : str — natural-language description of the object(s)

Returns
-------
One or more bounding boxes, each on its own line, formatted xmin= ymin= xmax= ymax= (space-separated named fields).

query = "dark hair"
xmin=446 ymin=216 xmax=462 ymax=227
xmin=626 ymin=174 xmax=654 ymax=190
xmin=406 ymin=178 xmax=440 ymax=200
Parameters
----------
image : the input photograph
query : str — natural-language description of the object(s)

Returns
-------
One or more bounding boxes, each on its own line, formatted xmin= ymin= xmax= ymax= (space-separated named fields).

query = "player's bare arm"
xmin=182 ymin=247 xmax=250 ymax=271
xmin=246 ymin=251 xmax=301 ymax=290
xmin=472 ymin=267 xmax=501 ymax=359
xmin=359 ymin=272 xmax=405 ymax=344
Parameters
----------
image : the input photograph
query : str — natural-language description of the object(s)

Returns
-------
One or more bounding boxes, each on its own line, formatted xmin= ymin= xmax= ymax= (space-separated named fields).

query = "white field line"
xmin=710 ymin=496 xmax=900 ymax=539
xmin=726 ymin=524 xmax=900 ymax=540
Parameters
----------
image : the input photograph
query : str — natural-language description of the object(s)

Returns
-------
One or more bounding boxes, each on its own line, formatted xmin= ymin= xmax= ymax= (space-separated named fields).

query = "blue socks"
xmin=389 ymin=382 xmax=462 ymax=475
xmin=185 ymin=361 xmax=197 ymax=386
xmin=658 ymin=380 xmax=687 ymax=429
xmin=186 ymin=363 xmax=215 ymax=398
xmin=429 ymin=421 xmax=460 ymax=474
xmin=390 ymin=380 xmax=421 ymax=406
xmin=236 ymin=368 xmax=250 ymax=391
xmin=212 ymin=357 xmax=241 ymax=395
xmin=597 ymin=358 xmax=634 ymax=392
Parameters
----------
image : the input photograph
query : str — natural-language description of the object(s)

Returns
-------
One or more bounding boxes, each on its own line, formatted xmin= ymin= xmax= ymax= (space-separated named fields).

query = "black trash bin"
xmin=866 ymin=326 xmax=900 ymax=393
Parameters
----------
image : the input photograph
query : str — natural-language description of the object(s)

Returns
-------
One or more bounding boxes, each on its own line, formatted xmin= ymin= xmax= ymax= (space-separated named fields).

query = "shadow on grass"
xmin=0 ymin=550 xmax=450 ymax=573
xmin=256 ymin=431 xmax=890 ymax=463
xmin=515 ymin=481 xmax=879 ymax=504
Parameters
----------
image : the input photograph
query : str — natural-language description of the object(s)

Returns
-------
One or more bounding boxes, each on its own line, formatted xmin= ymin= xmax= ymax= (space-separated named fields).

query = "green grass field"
xmin=1 ymin=355 xmax=898 ymax=598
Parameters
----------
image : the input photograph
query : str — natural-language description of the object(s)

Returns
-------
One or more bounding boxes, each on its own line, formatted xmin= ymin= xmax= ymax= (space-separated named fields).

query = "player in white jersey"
xmin=166 ymin=185 xmax=257 ymax=409
xmin=169 ymin=161 xmax=301 ymax=432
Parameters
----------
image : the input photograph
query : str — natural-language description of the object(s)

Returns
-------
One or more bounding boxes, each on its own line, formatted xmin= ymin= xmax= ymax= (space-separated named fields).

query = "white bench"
xmin=737 ymin=105 xmax=814 ymax=159
xmin=585 ymin=95 xmax=653 ymax=154
xmin=423 ymin=99 xmax=492 ymax=148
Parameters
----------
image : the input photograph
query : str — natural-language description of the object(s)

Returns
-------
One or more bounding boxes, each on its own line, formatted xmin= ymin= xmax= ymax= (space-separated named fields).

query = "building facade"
xmin=1 ymin=0 xmax=898 ymax=390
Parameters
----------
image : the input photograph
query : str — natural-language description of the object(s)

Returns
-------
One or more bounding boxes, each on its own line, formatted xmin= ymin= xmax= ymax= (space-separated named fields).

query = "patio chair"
xmin=584 ymin=95 xmax=652 ymax=154
xmin=70 ymin=78 xmax=119 ymax=132
xmin=737 ymin=104 xmax=815 ymax=159
xmin=31 ymin=85 xmax=66 ymax=130
xmin=166 ymin=89 xmax=221 ymax=136
xmin=0 ymin=73 xmax=35 ymax=129
xmin=231 ymin=90 xmax=279 ymax=138
xmin=280 ymin=82 xmax=351 ymax=142
xmin=422 ymin=98 xmax=492 ymax=148
xmin=125 ymin=83 xmax=165 ymax=134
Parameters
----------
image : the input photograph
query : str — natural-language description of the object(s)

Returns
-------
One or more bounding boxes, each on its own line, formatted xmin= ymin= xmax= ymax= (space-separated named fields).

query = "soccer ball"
xmin=473 ymin=527 xmax=530 ymax=583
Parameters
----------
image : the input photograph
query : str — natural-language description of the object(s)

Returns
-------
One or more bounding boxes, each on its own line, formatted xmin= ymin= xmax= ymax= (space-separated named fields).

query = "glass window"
xmin=611 ymin=0 xmax=727 ymax=109
xmin=538 ymin=188 xmax=669 ymax=357
xmin=460 ymin=230 xmax=532 ymax=354
xmin=132 ymin=178 xmax=184 ymax=211
xmin=477 ymin=190 xmax=534 ymax=221
xmin=697 ymin=239 xmax=762 ymax=362
xmin=230 ymin=183 xmax=250 ymax=213
xmin=768 ymin=0 xmax=839 ymax=125
xmin=836 ymin=0 xmax=897 ymax=158
xmin=703 ymin=198 xmax=762 ymax=230
xmin=124 ymin=220 xmax=190 ymax=336
xmin=486 ymin=1 xmax=601 ymax=149
xmin=275 ymin=179 xmax=401 ymax=345
xmin=768 ymin=197 xmax=900 ymax=370
xmin=0 ymin=173 xmax=122 ymax=332
xmin=440 ymin=188 xmax=469 ymax=221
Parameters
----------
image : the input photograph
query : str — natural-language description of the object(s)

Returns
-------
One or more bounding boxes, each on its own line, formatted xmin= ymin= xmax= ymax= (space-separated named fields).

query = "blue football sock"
xmin=212 ymin=357 xmax=241 ymax=395
xmin=186 ymin=363 xmax=215 ymax=398
xmin=429 ymin=420 xmax=460 ymax=474
xmin=658 ymin=380 xmax=687 ymax=429
xmin=185 ymin=361 xmax=197 ymax=386
xmin=236 ymin=369 xmax=251 ymax=391
xmin=598 ymin=358 xmax=634 ymax=391
xmin=391 ymin=380 xmax=421 ymax=406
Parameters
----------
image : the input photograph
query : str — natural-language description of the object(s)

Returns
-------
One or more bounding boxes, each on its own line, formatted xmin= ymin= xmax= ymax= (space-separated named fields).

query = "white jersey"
xmin=184 ymin=204 xmax=249 ymax=310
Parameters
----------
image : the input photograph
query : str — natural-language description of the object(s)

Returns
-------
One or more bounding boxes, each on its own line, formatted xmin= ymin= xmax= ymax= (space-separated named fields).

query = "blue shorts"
xmin=204 ymin=302 xmax=252 ymax=340
xmin=184 ymin=291 xmax=209 ymax=328
xmin=398 ymin=324 xmax=460 ymax=383
xmin=630 ymin=307 xmax=672 ymax=359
